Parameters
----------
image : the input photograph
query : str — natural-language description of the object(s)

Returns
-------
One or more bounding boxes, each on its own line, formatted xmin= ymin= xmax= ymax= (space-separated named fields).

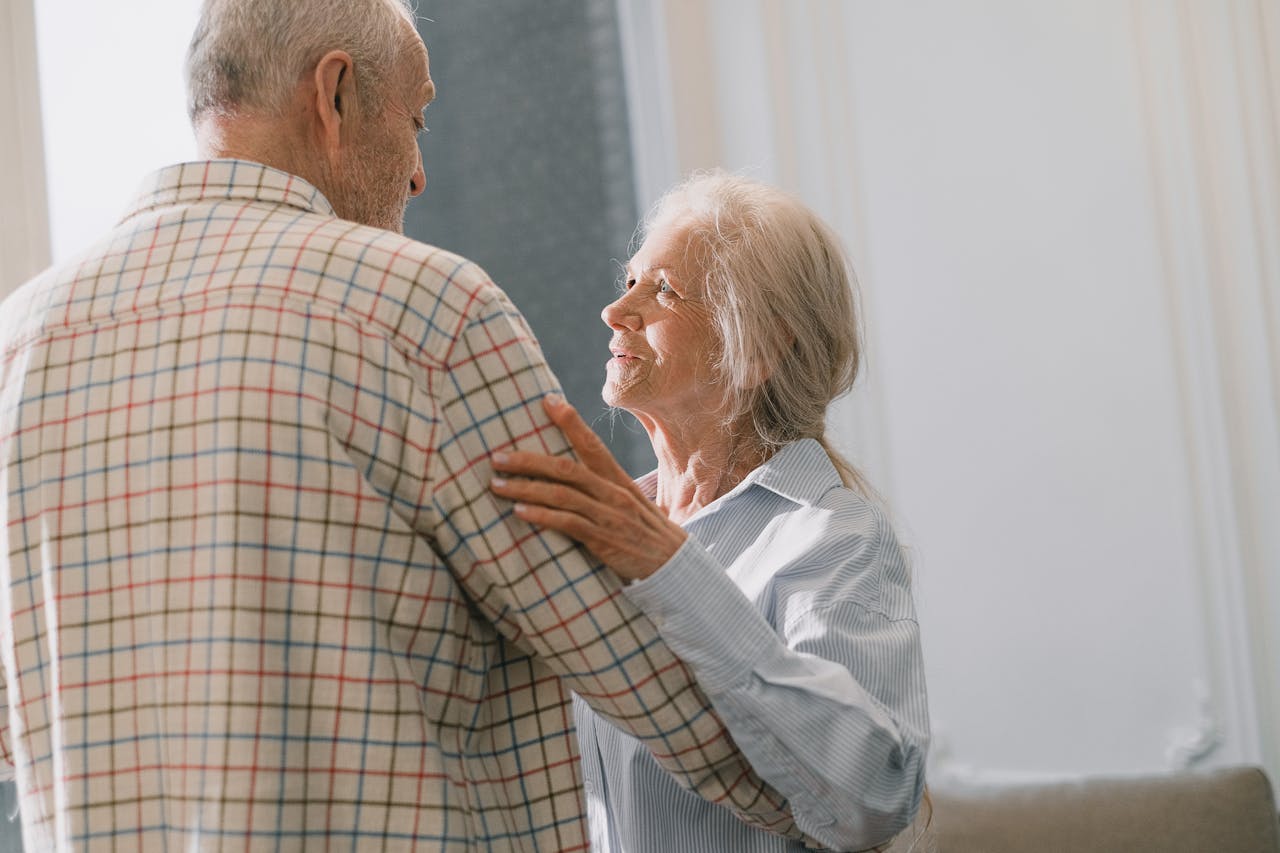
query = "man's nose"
xmin=409 ymin=151 xmax=426 ymax=197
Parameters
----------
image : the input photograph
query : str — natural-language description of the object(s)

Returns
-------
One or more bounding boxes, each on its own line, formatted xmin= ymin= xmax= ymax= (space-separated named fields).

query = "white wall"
xmin=33 ymin=0 xmax=202 ymax=263
xmin=621 ymin=0 xmax=1280 ymax=788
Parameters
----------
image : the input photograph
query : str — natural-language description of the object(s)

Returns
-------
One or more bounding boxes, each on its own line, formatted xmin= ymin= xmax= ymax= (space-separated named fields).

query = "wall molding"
xmin=1131 ymin=0 xmax=1279 ymax=785
xmin=1164 ymin=680 xmax=1224 ymax=770
xmin=932 ymin=678 xmax=1225 ymax=788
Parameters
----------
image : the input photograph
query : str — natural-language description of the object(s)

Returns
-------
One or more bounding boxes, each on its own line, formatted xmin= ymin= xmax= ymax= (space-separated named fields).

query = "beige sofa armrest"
xmin=932 ymin=765 xmax=1280 ymax=853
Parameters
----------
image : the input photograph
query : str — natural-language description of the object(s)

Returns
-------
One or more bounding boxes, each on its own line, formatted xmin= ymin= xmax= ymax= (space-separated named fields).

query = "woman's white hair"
xmin=186 ymin=0 xmax=416 ymax=121
xmin=642 ymin=171 xmax=870 ymax=492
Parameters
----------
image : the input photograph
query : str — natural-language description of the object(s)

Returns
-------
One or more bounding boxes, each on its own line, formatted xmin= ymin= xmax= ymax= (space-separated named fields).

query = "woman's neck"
xmin=642 ymin=416 xmax=767 ymax=524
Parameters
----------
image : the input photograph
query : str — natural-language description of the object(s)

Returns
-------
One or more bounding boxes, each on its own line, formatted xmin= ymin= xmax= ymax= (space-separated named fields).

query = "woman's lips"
xmin=608 ymin=343 xmax=642 ymax=362
xmin=607 ymin=354 xmax=638 ymax=371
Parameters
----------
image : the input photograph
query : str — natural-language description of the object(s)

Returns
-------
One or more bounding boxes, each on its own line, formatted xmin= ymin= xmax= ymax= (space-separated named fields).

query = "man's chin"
xmin=344 ymin=208 xmax=406 ymax=234
xmin=376 ymin=205 xmax=408 ymax=234
xmin=371 ymin=203 xmax=408 ymax=234
xmin=329 ymin=191 xmax=407 ymax=233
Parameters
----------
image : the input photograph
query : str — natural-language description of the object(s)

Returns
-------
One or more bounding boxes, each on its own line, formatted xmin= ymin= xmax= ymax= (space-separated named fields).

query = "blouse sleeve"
xmin=622 ymin=506 xmax=930 ymax=851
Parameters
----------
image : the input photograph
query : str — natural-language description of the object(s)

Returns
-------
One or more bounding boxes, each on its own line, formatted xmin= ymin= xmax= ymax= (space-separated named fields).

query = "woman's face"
xmin=601 ymin=218 xmax=725 ymax=425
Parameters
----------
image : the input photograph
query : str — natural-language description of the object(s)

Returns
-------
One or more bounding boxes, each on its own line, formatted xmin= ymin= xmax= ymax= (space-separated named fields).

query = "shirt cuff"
xmin=623 ymin=536 xmax=781 ymax=693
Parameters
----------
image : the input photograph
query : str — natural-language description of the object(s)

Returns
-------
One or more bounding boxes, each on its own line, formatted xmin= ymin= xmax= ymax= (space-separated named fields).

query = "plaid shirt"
xmin=0 ymin=160 xmax=796 ymax=851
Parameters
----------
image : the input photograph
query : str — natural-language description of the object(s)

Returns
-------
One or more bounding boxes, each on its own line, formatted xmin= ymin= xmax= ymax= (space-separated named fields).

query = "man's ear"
xmin=313 ymin=49 xmax=356 ymax=158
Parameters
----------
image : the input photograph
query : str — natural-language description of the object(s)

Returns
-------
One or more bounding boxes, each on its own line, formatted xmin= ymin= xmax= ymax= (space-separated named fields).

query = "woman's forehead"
xmin=629 ymin=219 xmax=705 ymax=274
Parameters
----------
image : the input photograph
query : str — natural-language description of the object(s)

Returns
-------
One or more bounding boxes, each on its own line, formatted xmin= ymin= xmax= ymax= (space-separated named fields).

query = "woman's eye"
xmin=658 ymin=278 xmax=673 ymax=293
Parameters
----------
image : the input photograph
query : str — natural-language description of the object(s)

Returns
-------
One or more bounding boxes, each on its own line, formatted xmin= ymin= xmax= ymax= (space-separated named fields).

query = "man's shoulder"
xmin=246 ymin=213 xmax=516 ymax=358
xmin=126 ymin=159 xmax=504 ymax=317
xmin=0 ymin=267 xmax=58 ymax=351
xmin=301 ymin=218 xmax=500 ymax=310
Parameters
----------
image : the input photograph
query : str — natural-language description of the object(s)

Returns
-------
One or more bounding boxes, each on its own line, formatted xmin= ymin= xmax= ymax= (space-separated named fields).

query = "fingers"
xmin=491 ymin=451 xmax=625 ymax=515
xmin=507 ymin=501 xmax=595 ymax=543
xmin=493 ymin=449 xmax=581 ymax=484
xmin=542 ymin=394 xmax=634 ymax=485
xmin=500 ymin=489 xmax=687 ymax=582
xmin=490 ymin=473 xmax=599 ymax=517
xmin=490 ymin=476 xmax=616 ymax=565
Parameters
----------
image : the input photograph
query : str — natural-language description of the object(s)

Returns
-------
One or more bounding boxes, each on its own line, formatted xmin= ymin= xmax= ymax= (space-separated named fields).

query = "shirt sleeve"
xmin=623 ymin=515 xmax=930 ymax=851
xmin=415 ymin=284 xmax=804 ymax=838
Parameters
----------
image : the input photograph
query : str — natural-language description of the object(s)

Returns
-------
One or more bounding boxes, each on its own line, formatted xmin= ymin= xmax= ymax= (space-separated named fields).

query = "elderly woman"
xmin=491 ymin=173 xmax=931 ymax=852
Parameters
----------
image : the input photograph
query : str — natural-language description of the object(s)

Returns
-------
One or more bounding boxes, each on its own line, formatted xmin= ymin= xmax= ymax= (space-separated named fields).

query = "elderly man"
xmin=0 ymin=0 xmax=801 ymax=849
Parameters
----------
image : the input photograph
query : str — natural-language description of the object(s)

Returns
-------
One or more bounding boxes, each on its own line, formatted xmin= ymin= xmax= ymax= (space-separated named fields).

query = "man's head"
xmin=186 ymin=0 xmax=433 ymax=232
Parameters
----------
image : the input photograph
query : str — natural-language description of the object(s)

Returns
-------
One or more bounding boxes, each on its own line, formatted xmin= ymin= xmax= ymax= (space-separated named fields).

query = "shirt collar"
xmin=726 ymin=438 xmax=842 ymax=507
xmin=635 ymin=438 xmax=842 ymax=512
xmin=121 ymin=159 xmax=336 ymax=224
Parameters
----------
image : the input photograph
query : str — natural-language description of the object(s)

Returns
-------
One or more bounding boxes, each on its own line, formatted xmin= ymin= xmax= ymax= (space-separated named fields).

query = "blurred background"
xmin=1 ymin=0 xmax=1276 ymax=846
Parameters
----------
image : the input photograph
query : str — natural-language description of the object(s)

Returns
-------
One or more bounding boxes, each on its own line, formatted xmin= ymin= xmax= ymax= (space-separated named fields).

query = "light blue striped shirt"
xmin=574 ymin=439 xmax=930 ymax=852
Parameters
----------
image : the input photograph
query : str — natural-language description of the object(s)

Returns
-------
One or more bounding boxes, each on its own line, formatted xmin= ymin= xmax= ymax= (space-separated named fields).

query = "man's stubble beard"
xmin=324 ymin=141 xmax=410 ymax=234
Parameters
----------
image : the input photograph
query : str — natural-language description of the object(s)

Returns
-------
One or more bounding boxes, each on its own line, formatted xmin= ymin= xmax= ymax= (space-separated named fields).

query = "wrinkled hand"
xmin=491 ymin=395 xmax=686 ymax=581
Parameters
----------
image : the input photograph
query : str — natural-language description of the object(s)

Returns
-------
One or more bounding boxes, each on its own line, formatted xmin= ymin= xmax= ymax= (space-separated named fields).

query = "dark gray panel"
xmin=408 ymin=0 xmax=656 ymax=475
xmin=0 ymin=780 xmax=19 ymax=852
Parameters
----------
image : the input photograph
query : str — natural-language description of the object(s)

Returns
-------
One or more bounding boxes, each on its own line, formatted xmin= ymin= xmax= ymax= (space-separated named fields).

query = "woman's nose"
xmin=601 ymin=292 xmax=641 ymax=330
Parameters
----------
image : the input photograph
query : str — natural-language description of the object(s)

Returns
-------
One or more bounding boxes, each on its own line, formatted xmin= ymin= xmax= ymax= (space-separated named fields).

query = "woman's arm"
xmin=624 ymin=533 xmax=929 ymax=850
xmin=491 ymin=397 xmax=929 ymax=850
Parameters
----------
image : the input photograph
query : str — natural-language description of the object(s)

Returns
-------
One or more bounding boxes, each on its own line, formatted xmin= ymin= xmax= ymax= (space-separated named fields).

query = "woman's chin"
xmin=601 ymin=382 xmax=642 ymax=413
xmin=601 ymin=385 xmax=626 ymax=409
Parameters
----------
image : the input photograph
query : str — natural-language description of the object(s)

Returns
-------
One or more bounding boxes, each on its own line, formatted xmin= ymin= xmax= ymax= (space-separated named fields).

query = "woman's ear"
xmin=741 ymin=360 xmax=773 ymax=390
xmin=742 ymin=331 xmax=795 ymax=390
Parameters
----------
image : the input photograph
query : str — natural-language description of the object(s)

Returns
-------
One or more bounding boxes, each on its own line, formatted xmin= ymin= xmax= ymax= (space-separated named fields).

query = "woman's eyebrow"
xmin=629 ymin=261 xmax=674 ymax=279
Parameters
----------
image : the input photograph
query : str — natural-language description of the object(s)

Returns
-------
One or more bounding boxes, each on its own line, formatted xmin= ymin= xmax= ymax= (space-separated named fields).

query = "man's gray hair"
xmin=641 ymin=172 xmax=871 ymax=492
xmin=186 ymin=0 xmax=416 ymax=121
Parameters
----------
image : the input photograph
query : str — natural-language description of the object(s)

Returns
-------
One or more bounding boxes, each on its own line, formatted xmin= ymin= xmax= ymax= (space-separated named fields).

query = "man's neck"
xmin=194 ymin=112 xmax=316 ymax=189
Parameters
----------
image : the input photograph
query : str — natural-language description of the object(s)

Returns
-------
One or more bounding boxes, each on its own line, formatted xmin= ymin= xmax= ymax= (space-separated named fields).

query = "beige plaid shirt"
xmin=0 ymin=160 xmax=801 ymax=850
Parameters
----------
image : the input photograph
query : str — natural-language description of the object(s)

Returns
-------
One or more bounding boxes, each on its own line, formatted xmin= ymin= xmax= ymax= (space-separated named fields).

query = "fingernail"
xmin=544 ymin=393 xmax=564 ymax=407
xmin=491 ymin=477 xmax=507 ymax=488
xmin=493 ymin=452 xmax=510 ymax=465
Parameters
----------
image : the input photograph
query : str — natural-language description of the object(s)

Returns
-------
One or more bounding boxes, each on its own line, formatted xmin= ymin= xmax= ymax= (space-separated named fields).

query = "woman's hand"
xmin=491 ymin=395 xmax=686 ymax=581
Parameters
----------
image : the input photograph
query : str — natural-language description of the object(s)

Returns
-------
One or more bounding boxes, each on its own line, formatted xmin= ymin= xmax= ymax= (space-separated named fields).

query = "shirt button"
xmin=583 ymin=780 xmax=595 ymax=794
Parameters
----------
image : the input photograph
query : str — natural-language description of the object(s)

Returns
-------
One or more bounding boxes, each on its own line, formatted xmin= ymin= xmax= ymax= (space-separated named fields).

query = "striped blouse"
xmin=574 ymin=439 xmax=932 ymax=851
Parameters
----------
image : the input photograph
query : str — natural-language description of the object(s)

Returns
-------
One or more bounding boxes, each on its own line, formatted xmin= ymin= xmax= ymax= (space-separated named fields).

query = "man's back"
xmin=0 ymin=160 xmax=791 ymax=850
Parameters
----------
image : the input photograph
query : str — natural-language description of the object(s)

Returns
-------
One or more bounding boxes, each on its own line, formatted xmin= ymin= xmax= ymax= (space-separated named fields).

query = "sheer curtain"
xmin=0 ymin=2 xmax=43 ymax=846
xmin=0 ymin=0 xmax=50 ymax=299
